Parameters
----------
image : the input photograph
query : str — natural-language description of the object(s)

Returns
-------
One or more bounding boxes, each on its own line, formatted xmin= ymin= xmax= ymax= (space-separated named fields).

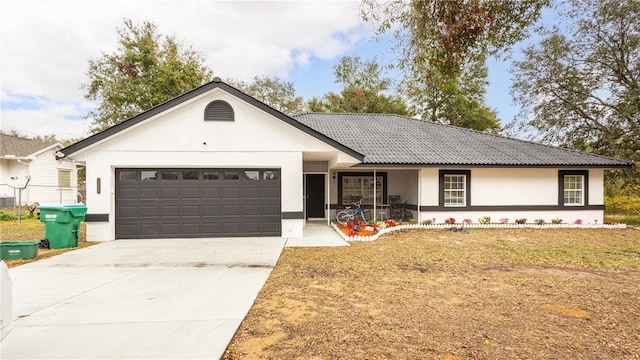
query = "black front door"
xmin=305 ymin=174 xmax=325 ymax=219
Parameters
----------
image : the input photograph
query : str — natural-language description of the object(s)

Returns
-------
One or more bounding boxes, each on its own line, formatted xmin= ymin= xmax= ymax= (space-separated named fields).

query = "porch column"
xmin=373 ymin=168 xmax=377 ymax=221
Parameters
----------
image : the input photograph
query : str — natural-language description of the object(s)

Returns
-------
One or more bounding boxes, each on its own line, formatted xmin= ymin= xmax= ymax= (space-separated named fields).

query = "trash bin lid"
xmin=63 ymin=204 xmax=88 ymax=217
xmin=37 ymin=205 xmax=68 ymax=211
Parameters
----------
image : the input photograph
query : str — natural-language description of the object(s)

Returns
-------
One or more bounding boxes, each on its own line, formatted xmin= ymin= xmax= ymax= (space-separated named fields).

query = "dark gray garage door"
xmin=115 ymin=168 xmax=281 ymax=239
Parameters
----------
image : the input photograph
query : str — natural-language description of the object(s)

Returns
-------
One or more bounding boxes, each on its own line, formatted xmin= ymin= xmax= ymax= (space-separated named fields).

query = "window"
xmin=439 ymin=170 xmax=471 ymax=207
xmin=559 ymin=170 xmax=588 ymax=206
xmin=338 ymin=172 xmax=387 ymax=205
xmin=58 ymin=170 xmax=71 ymax=187
xmin=182 ymin=171 xmax=200 ymax=180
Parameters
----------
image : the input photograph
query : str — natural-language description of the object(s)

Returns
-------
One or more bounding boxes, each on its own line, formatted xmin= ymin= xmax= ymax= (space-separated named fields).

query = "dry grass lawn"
xmin=0 ymin=218 xmax=93 ymax=267
xmin=224 ymin=228 xmax=640 ymax=360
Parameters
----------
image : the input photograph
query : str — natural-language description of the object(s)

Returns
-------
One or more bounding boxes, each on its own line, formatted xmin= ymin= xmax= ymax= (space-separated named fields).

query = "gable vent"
xmin=204 ymin=100 xmax=234 ymax=121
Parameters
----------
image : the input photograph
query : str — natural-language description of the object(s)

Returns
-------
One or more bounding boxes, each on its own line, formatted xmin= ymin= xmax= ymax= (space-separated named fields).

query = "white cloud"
xmin=0 ymin=0 xmax=371 ymax=139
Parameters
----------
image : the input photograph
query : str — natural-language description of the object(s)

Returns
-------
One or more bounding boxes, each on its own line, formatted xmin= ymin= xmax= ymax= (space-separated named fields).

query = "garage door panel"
xmin=182 ymin=223 xmax=201 ymax=234
xmin=140 ymin=224 xmax=160 ymax=236
xmin=116 ymin=168 xmax=281 ymax=239
xmin=118 ymin=206 xmax=139 ymax=218
xmin=118 ymin=188 xmax=139 ymax=200
xmin=140 ymin=188 xmax=159 ymax=199
xmin=161 ymin=205 xmax=180 ymax=216
xmin=262 ymin=188 xmax=280 ymax=198
xmin=221 ymin=187 xmax=241 ymax=198
xmin=181 ymin=187 xmax=201 ymax=198
xmin=202 ymin=205 xmax=221 ymax=216
xmin=139 ymin=206 xmax=159 ymax=217
xmin=182 ymin=205 xmax=201 ymax=216
xmin=202 ymin=187 xmax=220 ymax=198
xmin=262 ymin=204 xmax=280 ymax=215
xmin=160 ymin=223 xmax=180 ymax=235
xmin=223 ymin=205 xmax=241 ymax=215
xmin=242 ymin=205 xmax=260 ymax=215
xmin=243 ymin=187 xmax=260 ymax=198
xmin=161 ymin=188 xmax=180 ymax=199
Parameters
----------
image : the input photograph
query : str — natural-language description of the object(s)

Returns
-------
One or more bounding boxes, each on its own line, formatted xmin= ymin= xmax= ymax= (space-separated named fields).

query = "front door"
xmin=305 ymin=174 xmax=325 ymax=219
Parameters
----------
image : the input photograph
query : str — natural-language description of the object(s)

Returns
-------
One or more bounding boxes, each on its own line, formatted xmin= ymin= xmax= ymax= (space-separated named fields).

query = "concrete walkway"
xmin=1 ymin=224 xmax=347 ymax=359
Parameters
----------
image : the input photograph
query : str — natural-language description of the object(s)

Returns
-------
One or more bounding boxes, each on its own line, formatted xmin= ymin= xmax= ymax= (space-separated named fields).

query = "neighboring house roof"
xmin=293 ymin=113 xmax=634 ymax=168
xmin=58 ymin=78 xmax=364 ymax=161
xmin=0 ymin=134 xmax=60 ymax=159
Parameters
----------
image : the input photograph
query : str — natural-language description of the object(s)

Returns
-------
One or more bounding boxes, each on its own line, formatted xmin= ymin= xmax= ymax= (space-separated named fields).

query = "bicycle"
xmin=336 ymin=199 xmax=367 ymax=225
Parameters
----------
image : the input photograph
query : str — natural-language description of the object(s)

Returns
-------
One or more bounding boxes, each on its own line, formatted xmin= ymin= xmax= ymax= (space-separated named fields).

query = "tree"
xmin=510 ymin=0 xmax=639 ymax=190
xmin=84 ymin=19 xmax=213 ymax=132
xmin=360 ymin=0 xmax=547 ymax=131
xmin=227 ymin=76 xmax=305 ymax=115
xmin=409 ymin=57 xmax=501 ymax=132
xmin=308 ymin=56 xmax=413 ymax=116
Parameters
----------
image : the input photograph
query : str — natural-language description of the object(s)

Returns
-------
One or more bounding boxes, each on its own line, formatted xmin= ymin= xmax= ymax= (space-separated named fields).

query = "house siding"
xmin=28 ymin=148 xmax=77 ymax=205
xmin=0 ymin=149 xmax=77 ymax=206
xmin=81 ymin=89 xmax=356 ymax=241
xmin=418 ymin=167 xmax=605 ymax=224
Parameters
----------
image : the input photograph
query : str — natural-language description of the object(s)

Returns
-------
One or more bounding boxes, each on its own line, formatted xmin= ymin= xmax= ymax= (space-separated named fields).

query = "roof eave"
xmin=58 ymin=79 xmax=364 ymax=162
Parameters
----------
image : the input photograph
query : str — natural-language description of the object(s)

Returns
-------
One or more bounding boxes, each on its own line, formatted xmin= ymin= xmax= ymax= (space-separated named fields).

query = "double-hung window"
xmin=439 ymin=170 xmax=471 ymax=207
xmin=559 ymin=170 xmax=588 ymax=206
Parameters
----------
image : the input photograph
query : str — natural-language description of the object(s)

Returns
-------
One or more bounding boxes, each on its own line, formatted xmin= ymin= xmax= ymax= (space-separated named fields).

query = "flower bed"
xmin=332 ymin=221 xmax=627 ymax=242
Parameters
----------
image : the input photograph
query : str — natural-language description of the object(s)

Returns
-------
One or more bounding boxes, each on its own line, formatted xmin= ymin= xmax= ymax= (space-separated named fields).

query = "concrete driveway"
xmin=1 ymin=237 xmax=286 ymax=359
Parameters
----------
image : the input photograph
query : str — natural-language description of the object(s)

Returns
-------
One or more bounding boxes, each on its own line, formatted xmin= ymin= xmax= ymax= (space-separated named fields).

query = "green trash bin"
xmin=38 ymin=205 xmax=88 ymax=249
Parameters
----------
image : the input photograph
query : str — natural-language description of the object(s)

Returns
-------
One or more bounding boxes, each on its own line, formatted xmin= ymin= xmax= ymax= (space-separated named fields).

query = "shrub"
xmin=463 ymin=218 xmax=472 ymax=224
xmin=444 ymin=217 xmax=456 ymax=224
xmin=478 ymin=216 xmax=491 ymax=224
xmin=574 ymin=219 xmax=583 ymax=224
xmin=515 ymin=218 xmax=527 ymax=224
xmin=409 ymin=219 xmax=418 ymax=224
xmin=604 ymin=195 xmax=640 ymax=215
xmin=499 ymin=218 xmax=509 ymax=224
xmin=535 ymin=218 xmax=546 ymax=225
xmin=0 ymin=211 xmax=17 ymax=221
xmin=551 ymin=218 xmax=562 ymax=224
xmin=422 ymin=219 xmax=433 ymax=225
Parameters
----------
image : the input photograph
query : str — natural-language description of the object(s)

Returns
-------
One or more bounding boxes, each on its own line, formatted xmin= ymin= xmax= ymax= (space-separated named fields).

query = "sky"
xmin=0 ymin=0 xmax=539 ymax=141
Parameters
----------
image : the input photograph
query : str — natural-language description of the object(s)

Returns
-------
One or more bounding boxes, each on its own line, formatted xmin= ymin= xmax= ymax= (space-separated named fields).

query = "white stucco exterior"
xmin=73 ymin=88 xmax=358 ymax=241
xmin=62 ymin=81 xmax=619 ymax=241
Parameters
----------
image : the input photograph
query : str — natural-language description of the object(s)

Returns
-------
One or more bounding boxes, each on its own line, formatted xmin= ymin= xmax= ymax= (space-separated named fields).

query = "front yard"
xmin=224 ymin=228 xmax=640 ymax=359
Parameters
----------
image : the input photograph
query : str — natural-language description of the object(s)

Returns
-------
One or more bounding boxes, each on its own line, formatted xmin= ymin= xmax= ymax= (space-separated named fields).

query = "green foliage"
xmin=510 ymin=0 xmax=639 ymax=189
xmin=478 ymin=216 xmax=491 ymax=224
xmin=84 ymin=19 xmax=213 ymax=132
xmin=227 ymin=76 xmax=305 ymax=115
xmin=307 ymin=56 xmax=413 ymax=116
xmin=0 ymin=212 xmax=18 ymax=221
xmin=605 ymin=196 xmax=640 ymax=216
xmin=534 ymin=219 xmax=546 ymax=225
xmin=551 ymin=218 xmax=563 ymax=225
xmin=361 ymin=0 xmax=547 ymax=131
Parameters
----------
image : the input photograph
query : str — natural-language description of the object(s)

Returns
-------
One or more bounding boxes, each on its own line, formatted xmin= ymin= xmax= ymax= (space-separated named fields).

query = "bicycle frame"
xmin=336 ymin=199 xmax=367 ymax=224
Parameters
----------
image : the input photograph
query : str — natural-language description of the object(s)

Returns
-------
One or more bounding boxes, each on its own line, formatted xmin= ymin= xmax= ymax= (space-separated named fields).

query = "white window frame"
xmin=443 ymin=174 xmax=467 ymax=207
xmin=563 ymin=174 xmax=584 ymax=206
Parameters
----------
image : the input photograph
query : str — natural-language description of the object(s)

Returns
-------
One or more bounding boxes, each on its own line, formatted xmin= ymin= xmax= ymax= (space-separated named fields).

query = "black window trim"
xmin=337 ymin=172 xmax=387 ymax=206
xmin=439 ymin=170 xmax=471 ymax=208
xmin=558 ymin=170 xmax=589 ymax=207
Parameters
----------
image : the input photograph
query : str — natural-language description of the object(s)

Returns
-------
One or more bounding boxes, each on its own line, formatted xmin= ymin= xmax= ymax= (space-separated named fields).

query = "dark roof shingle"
xmin=293 ymin=113 xmax=633 ymax=168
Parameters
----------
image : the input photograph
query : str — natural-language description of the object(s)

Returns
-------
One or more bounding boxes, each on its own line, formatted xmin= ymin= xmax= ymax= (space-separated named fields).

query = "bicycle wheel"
xmin=336 ymin=211 xmax=351 ymax=225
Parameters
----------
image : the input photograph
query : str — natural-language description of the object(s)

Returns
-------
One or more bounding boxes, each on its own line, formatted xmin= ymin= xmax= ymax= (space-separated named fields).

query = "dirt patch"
xmin=224 ymin=229 xmax=640 ymax=359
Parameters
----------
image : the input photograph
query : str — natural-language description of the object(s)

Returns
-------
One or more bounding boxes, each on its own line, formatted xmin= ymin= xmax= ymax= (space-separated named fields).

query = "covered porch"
xmin=303 ymin=160 xmax=420 ymax=224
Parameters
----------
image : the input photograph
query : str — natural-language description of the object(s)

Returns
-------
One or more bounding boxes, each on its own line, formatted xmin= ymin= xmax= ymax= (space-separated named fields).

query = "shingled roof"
xmin=0 ymin=134 xmax=58 ymax=158
xmin=293 ymin=113 xmax=633 ymax=168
